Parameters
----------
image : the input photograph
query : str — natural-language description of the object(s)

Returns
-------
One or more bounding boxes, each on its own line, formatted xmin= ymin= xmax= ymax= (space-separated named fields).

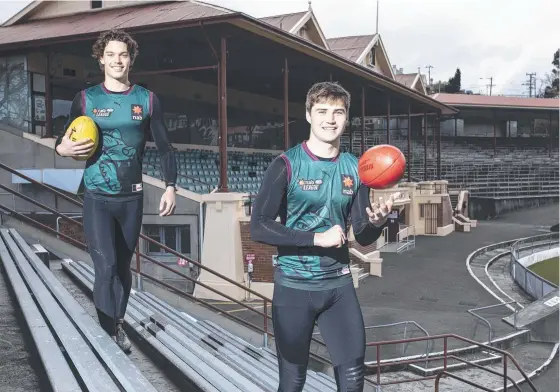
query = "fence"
xmin=510 ymin=232 xmax=559 ymax=300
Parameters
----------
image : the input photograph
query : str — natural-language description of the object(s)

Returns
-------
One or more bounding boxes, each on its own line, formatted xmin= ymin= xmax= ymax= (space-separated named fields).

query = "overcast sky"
xmin=1 ymin=0 xmax=558 ymax=96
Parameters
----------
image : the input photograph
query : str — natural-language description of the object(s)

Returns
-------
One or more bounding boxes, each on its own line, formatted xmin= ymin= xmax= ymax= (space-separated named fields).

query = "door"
xmin=423 ymin=203 xmax=438 ymax=235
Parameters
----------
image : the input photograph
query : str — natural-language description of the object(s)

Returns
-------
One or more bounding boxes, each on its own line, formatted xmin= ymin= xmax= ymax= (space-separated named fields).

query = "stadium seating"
xmin=143 ymin=137 xmax=559 ymax=199
xmin=0 ymin=228 xmax=157 ymax=392
xmin=143 ymin=146 xmax=274 ymax=195
xmin=62 ymin=259 xmax=340 ymax=392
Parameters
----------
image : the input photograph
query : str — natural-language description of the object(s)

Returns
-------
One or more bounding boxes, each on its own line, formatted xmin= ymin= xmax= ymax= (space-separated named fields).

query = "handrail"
xmin=0 ymin=161 xmax=330 ymax=360
xmin=366 ymin=333 xmax=537 ymax=391
xmin=435 ymin=369 xmax=521 ymax=392
xmin=364 ymin=321 xmax=433 ymax=365
xmin=467 ymin=301 xmax=520 ymax=344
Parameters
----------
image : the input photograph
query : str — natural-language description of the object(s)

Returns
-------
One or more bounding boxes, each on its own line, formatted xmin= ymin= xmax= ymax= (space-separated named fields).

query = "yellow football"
xmin=67 ymin=115 xmax=99 ymax=161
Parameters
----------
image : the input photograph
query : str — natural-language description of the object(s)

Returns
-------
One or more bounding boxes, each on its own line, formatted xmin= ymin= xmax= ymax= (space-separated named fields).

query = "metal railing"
xmin=0 ymin=161 xmax=330 ymax=361
xmin=0 ymin=161 xmax=544 ymax=391
xmin=467 ymin=301 xmax=521 ymax=344
xmin=366 ymin=334 xmax=538 ymax=392
xmin=365 ymin=321 xmax=433 ymax=365
xmin=510 ymin=232 xmax=559 ymax=300
xmin=396 ymin=224 xmax=415 ymax=253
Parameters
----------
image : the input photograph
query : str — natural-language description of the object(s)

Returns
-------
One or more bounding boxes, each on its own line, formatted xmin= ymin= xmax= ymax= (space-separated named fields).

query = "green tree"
xmin=445 ymin=68 xmax=461 ymax=93
xmin=543 ymin=49 xmax=559 ymax=98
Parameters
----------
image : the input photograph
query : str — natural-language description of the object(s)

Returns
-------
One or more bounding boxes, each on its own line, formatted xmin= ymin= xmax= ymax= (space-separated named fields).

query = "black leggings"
xmin=272 ymin=282 xmax=366 ymax=392
xmin=83 ymin=194 xmax=143 ymax=335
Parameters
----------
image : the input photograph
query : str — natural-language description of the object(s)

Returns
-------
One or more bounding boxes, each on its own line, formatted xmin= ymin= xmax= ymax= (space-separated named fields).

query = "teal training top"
xmin=250 ymin=141 xmax=385 ymax=290
xmin=55 ymin=83 xmax=176 ymax=200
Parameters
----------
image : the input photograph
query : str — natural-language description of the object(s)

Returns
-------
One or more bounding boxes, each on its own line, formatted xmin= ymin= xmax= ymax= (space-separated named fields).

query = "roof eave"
xmin=0 ymin=12 xmax=241 ymax=52
xmin=231 ymin=16 xmax=457 ymax=114
xmin=1 ymin=0 xmax=42 ymax=27
xmin=445 ymin=103 xmax=558 ymax=111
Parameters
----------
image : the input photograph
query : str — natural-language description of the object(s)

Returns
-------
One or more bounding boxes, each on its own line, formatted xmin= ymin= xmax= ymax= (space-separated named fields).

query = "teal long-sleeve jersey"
xmin=55 ymin=83 xmax=176 ymax=200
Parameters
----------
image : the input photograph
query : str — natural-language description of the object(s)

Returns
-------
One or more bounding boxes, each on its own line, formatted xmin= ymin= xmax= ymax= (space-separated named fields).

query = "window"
xmin=91 ymin=1 xmax=102 ymax=9
xmin=367 ymin=48 xmax=376 ymax=67
xmin=144 ymin=224 xmax=192 ymax=256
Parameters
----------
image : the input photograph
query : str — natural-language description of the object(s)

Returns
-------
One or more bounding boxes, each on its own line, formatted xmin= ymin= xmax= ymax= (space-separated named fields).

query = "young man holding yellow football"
xmin=55 ymin=29 xmax=177 ymax=353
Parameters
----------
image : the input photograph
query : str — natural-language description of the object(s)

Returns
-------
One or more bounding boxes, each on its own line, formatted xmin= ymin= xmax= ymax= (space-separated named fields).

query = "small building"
xmin=431 ymin=93 xmax=559 ymax=153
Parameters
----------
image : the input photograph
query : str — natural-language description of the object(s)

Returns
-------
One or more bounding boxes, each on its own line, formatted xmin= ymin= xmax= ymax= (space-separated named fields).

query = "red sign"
xmin=245 ymin=253 xmax=255 ymax=264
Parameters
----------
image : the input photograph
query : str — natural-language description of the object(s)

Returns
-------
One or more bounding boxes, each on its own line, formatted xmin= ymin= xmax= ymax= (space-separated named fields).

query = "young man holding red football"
xmin=251 ymin=81 xmax=401 ymax=391
xmin=55 ymin=29 xmax=177 ymax=353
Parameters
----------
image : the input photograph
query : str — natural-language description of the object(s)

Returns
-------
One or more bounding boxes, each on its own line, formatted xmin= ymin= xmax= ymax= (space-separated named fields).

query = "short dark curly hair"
xmin=305 ymin=81 xmax=351 ymax=113
xmin=91 ymin=29 xmax=139 ymax=69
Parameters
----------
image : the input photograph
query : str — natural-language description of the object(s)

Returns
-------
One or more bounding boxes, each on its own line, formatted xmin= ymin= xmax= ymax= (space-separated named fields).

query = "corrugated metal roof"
xmin=326 ymin=34 xmax=375 ymax=62
xmin=0 ymin=1 xmax=233 ymax=47
xmin=431 ymin=93 xmax=558 ymax=110
xmin=259 ymin=11 xmax=307 ymax=32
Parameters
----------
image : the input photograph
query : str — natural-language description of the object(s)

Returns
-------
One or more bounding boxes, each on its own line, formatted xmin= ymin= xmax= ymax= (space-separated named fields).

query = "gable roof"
xmin=327 ymin=34 xmax=395 ymax=80
xmin=431 ymin=93 xmax=558 ymax=110
xmin=327 ymin=34 xmax=375 ymax=63
xmin=1 ymin=0 xmax=42 ymax=26
xmin=396 ymin=72 xmax=427 ymax=94
xmin=259 ymin=11 xmax=307 ymax=32
xmin=259 ymin=8 xmax=329 ymax=49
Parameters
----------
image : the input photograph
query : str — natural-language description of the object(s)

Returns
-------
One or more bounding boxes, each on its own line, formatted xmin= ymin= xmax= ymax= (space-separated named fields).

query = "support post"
xmin=386 ymin=95 xmax=390 ymax=144
xmin=437 ymin=115 xmax=441 ymax=180
xmin=424 ymin=112 xmax=428 ymax=181
xmin=361 ymin=87 xmax=365 ymax=154
xmin=454 ymin=116 xmax=458 ymax=137
xmin=218 ymin=37 xmax=228 ymax=192
xmin=493 ymin=110 xmax=497 ymax=156
xmin=549 ymin=112 xmax=553 ymax=157
xmin=284 ymin=57 xmax=289 ymax=151
xmin=407 ymin=104 xmax=411 ymax=182
xmin=45 ymin=53 xmax=53 ymax=138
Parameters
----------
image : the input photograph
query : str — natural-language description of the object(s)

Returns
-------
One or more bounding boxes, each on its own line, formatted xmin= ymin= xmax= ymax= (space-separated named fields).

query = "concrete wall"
xmin=0 ymin=125 xmax=202 ymax=261
xmin=0 ymin=126 xmax=83 ymax=214
xmin=469 ymin=196 xmax=560 ymax=220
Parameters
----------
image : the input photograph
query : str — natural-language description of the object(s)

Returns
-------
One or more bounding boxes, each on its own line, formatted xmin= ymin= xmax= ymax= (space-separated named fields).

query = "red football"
xmin=358 ymin=144 xmax=406 ymax=189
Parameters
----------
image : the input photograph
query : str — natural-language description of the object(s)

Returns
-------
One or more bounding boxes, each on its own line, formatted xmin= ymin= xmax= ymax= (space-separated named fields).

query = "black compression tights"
xmin=272 ymin=282 xmax=366 ymax=392
xmin=83 ymin=195 xmax=143 ymax=336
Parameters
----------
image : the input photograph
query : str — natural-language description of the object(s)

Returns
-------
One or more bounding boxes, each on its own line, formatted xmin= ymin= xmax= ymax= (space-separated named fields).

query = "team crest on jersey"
xmin=131 ymin=104 xmax=144 ymax=121
xmin=298 ymin=178 xmax=323 ymax=191
xmin=92 ymin=108 xmax=114 ymax=117
xmin=341 ymin=174 xmax=355 ymax=196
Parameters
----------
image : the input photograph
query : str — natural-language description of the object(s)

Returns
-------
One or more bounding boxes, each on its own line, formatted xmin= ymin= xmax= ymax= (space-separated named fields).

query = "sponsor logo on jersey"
xmin=132 ymin=183 xmax=143 ymax=192
xmin=92 ymin=108 xmax=114 ymax=117
xmin=341 ymin=174 xmax=355 ymax=196
xmin=131 ymin=104 xmax=143 ymax=121
xmin=297 ymin=178 xmax=323 ymax=191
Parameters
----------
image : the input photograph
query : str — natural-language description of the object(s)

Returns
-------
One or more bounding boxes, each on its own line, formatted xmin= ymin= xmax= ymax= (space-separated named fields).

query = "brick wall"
xmin=239 ymin=222 xmax=275 ymax=283
xmin=30 ymin=213 xmax=85 ymax=248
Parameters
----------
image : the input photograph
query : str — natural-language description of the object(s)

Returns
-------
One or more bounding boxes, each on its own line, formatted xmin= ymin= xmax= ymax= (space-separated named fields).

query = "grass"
xmin=528 ymin=257 xmax=559 ymax=286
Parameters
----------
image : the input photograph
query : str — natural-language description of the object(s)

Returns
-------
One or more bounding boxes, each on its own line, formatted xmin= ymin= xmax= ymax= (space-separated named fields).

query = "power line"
xmin=425 ymin=65 xmax=433 ymax=91
xmin=480 ymin=77 xmax=495 ymax=96
xmin=523 ymin=73 xmax=537 ymax=97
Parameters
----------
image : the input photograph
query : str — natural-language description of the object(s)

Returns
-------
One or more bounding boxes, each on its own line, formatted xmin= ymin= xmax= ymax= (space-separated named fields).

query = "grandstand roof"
xmin=0 ymin=1 xmax=457 ymax=114
xmin=431 ymin=93 xmax=558 ymax=111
